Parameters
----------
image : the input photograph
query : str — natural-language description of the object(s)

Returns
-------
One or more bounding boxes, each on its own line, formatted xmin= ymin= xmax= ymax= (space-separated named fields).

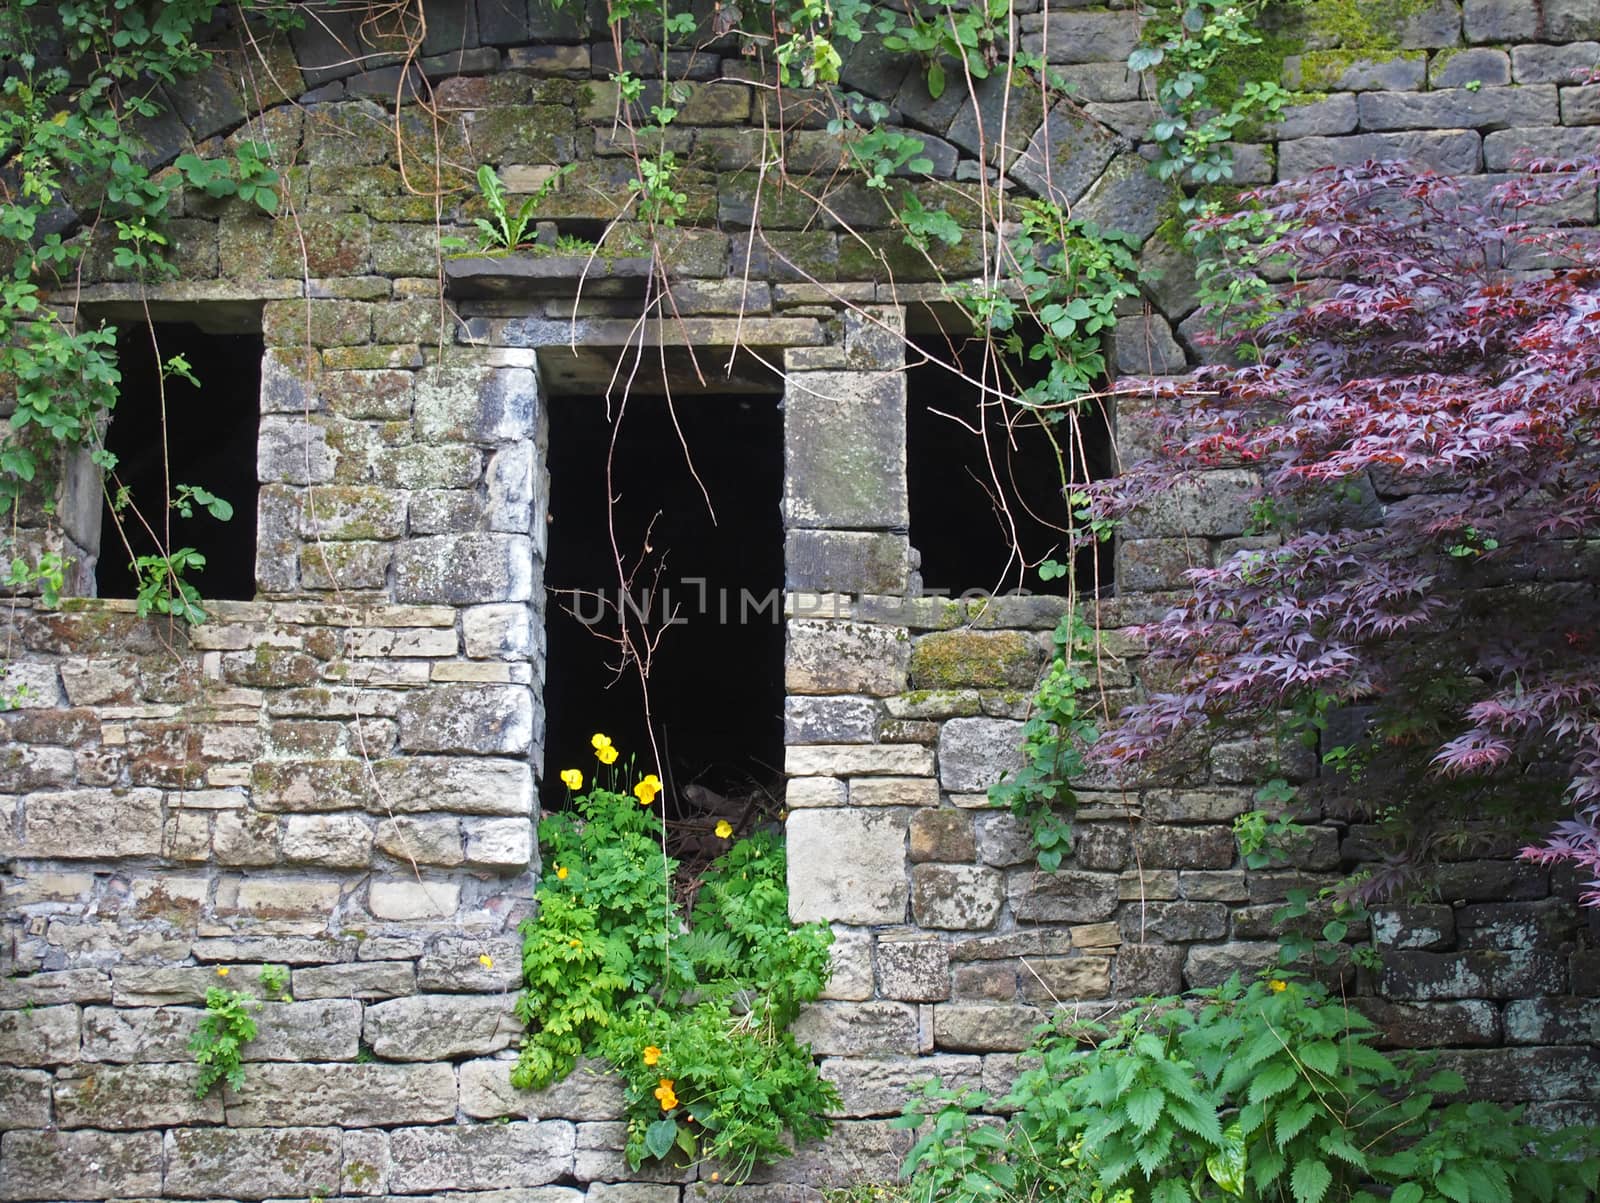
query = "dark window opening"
xmin=541 ymin=392 xmax=784 ymax=821
xmin=95 ymin=322 xmax=261 ymax=602
xmin=907 ymin=330 xmax=1113 ymax=596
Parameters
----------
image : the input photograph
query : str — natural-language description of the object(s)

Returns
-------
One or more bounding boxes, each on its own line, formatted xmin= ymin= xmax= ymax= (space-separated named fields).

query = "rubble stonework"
xmin=2 ymin=2 xmax=1599 ymax=1199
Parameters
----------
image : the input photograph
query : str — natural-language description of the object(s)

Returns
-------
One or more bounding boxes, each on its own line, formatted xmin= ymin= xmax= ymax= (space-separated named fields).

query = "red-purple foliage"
xmin=1088 ymin=156 xmax=1600 ymax=902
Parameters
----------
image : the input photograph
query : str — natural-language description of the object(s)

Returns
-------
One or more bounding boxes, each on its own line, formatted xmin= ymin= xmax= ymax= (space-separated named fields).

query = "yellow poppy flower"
xmin=560 ymin=768 xmax=583 ymax=790
xmin=634 ymin=774 xmax=662 ymax=805
xmin=643 ymin=1045 xmax=662 ymax=1066
xmin=555 ymin=865 xmax=568 ymax=880
xmin=591 ymin=733 xmax=612 ymax=751
xmin=596 ymin=744 xmax=618 ymax=765
xmin=215 ymin=966 xmax=230 ymax=977
xmin=478 ymin=954 xmax=494 ymax=969
xmin=569 ymin=938 xmax=583 ymax=948
xmin=653 ymin=1078 xmax=678 ymax=1112
xmin=1269 ymin=979 xmax=1287 ymax=992
xmin=714 ymin=819 xmax=733 ymax=839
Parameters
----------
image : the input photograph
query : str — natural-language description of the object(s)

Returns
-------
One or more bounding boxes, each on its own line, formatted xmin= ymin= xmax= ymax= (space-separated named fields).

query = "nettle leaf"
xmin=1291 ymin=1157 xmax=1333 ymax=1203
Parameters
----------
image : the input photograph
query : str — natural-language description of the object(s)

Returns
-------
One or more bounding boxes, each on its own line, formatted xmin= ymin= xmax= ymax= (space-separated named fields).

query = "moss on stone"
xmin=909 ymin=630 xmax=1039 ymax=690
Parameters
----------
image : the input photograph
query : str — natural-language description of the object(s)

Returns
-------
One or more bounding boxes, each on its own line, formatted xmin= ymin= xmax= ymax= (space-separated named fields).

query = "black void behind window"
xmin=907 ymin=332 xmax=1114 ymax=596
xmin=541 ymin=392 xmax=784 ymax=812
xmin=95 ymin=322 xmax=261 ymax=602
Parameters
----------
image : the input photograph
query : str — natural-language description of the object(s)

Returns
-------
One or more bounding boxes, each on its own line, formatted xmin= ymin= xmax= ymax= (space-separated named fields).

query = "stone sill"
xmin=444 ymin=253 xmax=653 ymax=299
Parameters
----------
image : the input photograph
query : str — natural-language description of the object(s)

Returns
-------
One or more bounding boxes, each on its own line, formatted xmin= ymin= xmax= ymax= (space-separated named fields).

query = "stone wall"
xmin=2 ymin=1 xmax=1599 ymax=1199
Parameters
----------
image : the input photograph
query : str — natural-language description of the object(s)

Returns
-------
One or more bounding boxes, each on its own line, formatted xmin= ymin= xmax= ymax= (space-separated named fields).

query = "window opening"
xmin=541 ymin=391 xmax=785 ymax=836
xmin=94 ymin=321 xmax=261 ymax=602
xmin=907 ymin=331 xmax=1113 ymax=596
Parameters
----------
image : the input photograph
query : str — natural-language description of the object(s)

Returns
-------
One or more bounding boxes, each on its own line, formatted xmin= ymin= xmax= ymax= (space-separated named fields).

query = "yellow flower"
xmin=478 ymin=954 xmax=494 ymax=969
xmin=1269 ymin=979 xmax=1287 ymax=992
xmin=634 ymin=774 xmax=662 ymax=806
xmin=653 ymin=1078 xmax=678 ymax=1112
xmin=215 ymin=966 xmax=230 ymax=977
xmin=591 ymin=733 xmax=612 ymax=751
xmin=596 ymin=744 xmax=618 ymax=765
xmin=555 ymin=865 xmax=568 ymax=880
xmin=715 ymin=819 xmax=733 ymax=839
xmin=560 ymin=768 xmax=583 ymax=790
xmin=569 ymin=938 xmax=583 ymax=948
xmin=642 ymin=1045 xmax=662 ymax=1066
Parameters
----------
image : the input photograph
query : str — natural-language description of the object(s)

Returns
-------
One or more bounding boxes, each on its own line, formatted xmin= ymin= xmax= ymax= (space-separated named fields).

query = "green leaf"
xmin=1291 ymin=1158 xmax=1333 ymax=1203
xmin=1390 ymin=1186 xmax=1424 ymax=1203
xmin=926 ymin=61 xmax=946 ymax=99
xmin=1247 ymin=1060 xmax=1299 ymax=1103
xmin=1125 ymin=1086 xmax=1165 ymax=1135
xmin=644 ymin=1116 xmax=679 ymax=1161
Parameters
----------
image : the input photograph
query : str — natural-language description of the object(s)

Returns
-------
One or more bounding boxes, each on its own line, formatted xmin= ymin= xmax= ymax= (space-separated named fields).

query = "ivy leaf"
xmin=1128 ymin=46 xmax=1164 ymax=72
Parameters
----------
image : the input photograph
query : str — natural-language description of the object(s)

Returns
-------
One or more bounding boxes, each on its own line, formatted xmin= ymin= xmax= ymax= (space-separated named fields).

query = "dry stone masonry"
xmin=1 ymin=1 xmax=1599 ymax=1199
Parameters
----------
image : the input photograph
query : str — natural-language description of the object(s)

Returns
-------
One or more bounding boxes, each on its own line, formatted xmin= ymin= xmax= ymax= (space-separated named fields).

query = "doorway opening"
xmin=906 ymin=330 xmax=1114 ymax=597
xmin=94 ymin=321 xmax=261 ymax=602
xmin=541 ymin=391 xmax=785 ymax=834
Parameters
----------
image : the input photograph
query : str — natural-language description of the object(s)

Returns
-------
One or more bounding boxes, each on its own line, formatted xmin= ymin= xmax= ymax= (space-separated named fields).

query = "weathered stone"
xmin=1371 ymin=905 xmax=1456 ymax=950
xmin=1431 ymin=1046 xmax=1600 ymax=1101
xmin=54 ymin=1062 xmax=221 ymax=1128
xmin=292 ymin=961 xmax=416 ymax=1001
xmin=1009 ymin=101 xmax=1118 ymax=203
xmin=0 ymin=969 xmax=109 ymax=1008
xmin=282 ymin=812 xmax=374 ymax=867
xmin=821 ymin=1054 xmax=980 ymax=1117
xmin=1511 ymin=41 xmax=1600 ymax=83
xmin=785 ymin=529 xmax=912 ymax=594
xmin=1184 ymin=942 xmax=1282 ymax=988
xmin=164 ymin=1126 xmax=342 ymax=1199
xmin=786 ymin=744 xmax=934 ymax=777
xmin=1431 ymin=47 xmax=1512 ymax=87
xmin=376 ymin=815 xmax=464 ymax=866
xmin=83 ymin=1005 xmax=201 ymax=1062
xmin=1019 ymin=956 xmax=1112 ymax=1003
xmin=397 ymin=684 xmax=533 ymax=754
xmin=938 ymin=717 xmax=1024 ymax=793
xmin=414 ymin=365 xmax=537 ymax=445
xmin=387 ymin=1121 xmax=577 ymax=1192
xmin=784 ymin=696 xmax=878 ymax=745
xmin=1463 ymin=0 xmax=1535 ymax=41
xmin=464 ymin=603 xmax=535 ymax=660
xmin=785 ymin=776 xmax=849 ymax=808
xmin=0 ymin=1005 xmax=79 ymax=1066
xmin=784 ymin=371 xmax=907 ymax=528
xmin=1020 ymin=9 xmax=1141 ymax=63
xmin=368 ymin=878 xmax=464 ymax=921
xmin=909 ymin=809 xmax=976 ymax=863
xmin=226 ymin=1062 xmax=457 ymax=1126
xmin=1279 ymin=131 xmax=1481 ymax=177
xmin=395 ymin=534 xmax=534 ymax=603
xmin=461 ymin=1056 xmax=625 ymax=1121
xmin=1357 ymin=999 xmax=1500 ymax=1048
xmin=911 ymin=864 xmax=1003 ymax=930
xmin=910 ymin=631 xmax=1040 ymax=691
xmin=373 ymin=756 xmax=534 ymax=815
xmin=1358 ymin=85 xmax=1556 ymax=131
xmin=744 ymin=1119 xmax=914 ymax=1189
xmin=975 ymin=812 xmax=1035 ymax=867
xmin=792 ymin=1001 xmax=920 ymax=1056
xmin=1007 ymin=869 xmax=1119 ymax=922
xmin=933 ymin=1004 xmax=1044 ymax=1052
xmin=788 ymin=808 xmax=910 ymax=924
xmin=1133 ymin=825 xmax=1236 ymax=870
xmin=820 ymin=927 xmax=875 ymax=1002
xmin=364 ymin=993 xmax=520 ymax=1059
xmin=1503 ymin=997 xmax=1600 ymax=1045
xmin=1380 ymin=950 xmax=1568 ymax=1000
xmin=0 ymin=1068 xmax=50 ymax=1130
xmin=464 ymin=816 xmax=535 ymax=868
xmin=1115 ymin=944 xmax=1186 ymax=996
xmin=0 ymin=1129 xmax=162 ymax=1201
xmin=18 ymin=788 xmax=163 ymax=857
xmin=876 ymin=938 xmax=950 ymax=1001
xmin=786 ymin=620 xmax=910 ymax=696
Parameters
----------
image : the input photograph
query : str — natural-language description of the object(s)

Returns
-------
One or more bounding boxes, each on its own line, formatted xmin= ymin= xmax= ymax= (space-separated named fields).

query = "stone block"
xmin=820 ymin=928 xmax=875 ymax=1002
xmin=1020 ymin=10 xmax=1140 ymax=63
xmin=1511 ymin=42 xmax=1600 ymax=84
xmin=414 ymin=365 xmax=537 ymax=445
xmin=0 ymin=1068 xmax=50 ymax=1130
xmin=54 ymin=1062 xmax=221 ymax=1128
xmin=910 ymin=631 xmax=1041 ymax=691
xmin=397 ymin=684 xmax=534 ymax=755
xmin=1007 ymin=101 xmax=1118 ymax=204
xmin=464 ymin=816 xmax=535 ymax=868
xmin=974 ymin=812 xmax=1034 ymax=868
xmin=394 ymin=533 xmax=534 ymax=603
xmin=937 ymin=717 xmax=1024 ymax=793
xmin=821 ymin=1054 xmax=980 ymax=1117
xmin=852 ymin=776 xmax=939 ymax=807
xmin=416 ymin=936 xmax=523 ymax=992
xmin=1120 ymin=470 xmax=1257 ymax=540
xmin=163 ymin=1126 xmax=341 ymax=1199
xmin=785 ymin=529 xmax=912 ymax=594
xmin=225 ymin=1062 xmax=457 ymax=1126
xmin=788 ymin=808 xmax=910 ymax=924
xmin=373 ymin=756 xmax=534 ymax=815
xmin=1503 ymin=997 xmax=1600 ymax=1045
xmin=1357 ymin=85 xmax=1556 ymax=131
xmin=18 ymin=788 xmax=163 ymax=857
xmin=1371 ymin=905 xmax=1456 ymax=950
xmin=784 ymin=696 xmax=878 ymax=745
xmin=461 ymin=1056 xmax=625 ymax=1121
xmin=0 ymin=744 xmax=75 ymax=791
xmin=785 ymin=776 xmax=849 ymax=808
xmin=1133 ymin=824 xmax=1236 ymax=870
xmin=376 ymin=815 xmax=465 ymax=866
xmin=933 ymin=1004 xmax=1044 ymax=1052
xmin=1184 ymin=942 xmax=1283 ymax=989
xmin=1485 ymin=126 xmax=1600 ymax=170
xmin=387 ymin=1121 xmax=576 ymax=1192
xmin=785 ymin=744 xmax=933 ymax=777
xmin=1431 ymin=1046 xmax=1600 ymax=1102
xmin=291 ymin=961 xmax=416 ymax=1000
xmin=0 ymin=969 xmax=109 ymax=1008
xmin=909 ymin=809 xmax=976 ymax=863
xmin=83 ymin=1005 xmax=201 ymax=1062
xmin=792 ymin=1001 xmax=921 ymax=1056
xmin=1430 ymin=47 xmax=1511 ymax=88
xmin=341 ymin=1127 xmax=389 ymax=1195
xmin=786 ymin=620 xmax=910 ymax=696
xmin=364 ymin=993 xmax=521 ymax=1059
xmin=1356 ymin=999 xmax=1500 ymax=1048
xmin=744 ymin=1119 xmax=913 ymax=1189
xmin=1463 ymin=0 xmax=1534 ymax=40
xmin=464 ymin=603 xmax=535 ymax=659
xmin=368 ymin=879 xmax=464 ymax=921
xmin=911 ymin=864 xmax=1004 ymax=930
xmin=1008 ymin=868 xmax=1120 ymax=922
xmin=0 ymin=1130 xmax=162 ymax=1201
xmin=1019 ymin=956 xmax=1112 ymax=1003
xmin=876 ymin=938 xmax=951 ymax=1001
xmin=1115 ymin=944 xmax=1185 ymax=996
xmin=1119 ymin=900 xmax=1228 ymax=942
xmin=1287 ymin=52 xmax=1427 ymax=91
xmin=1379 ymin=949 xmax=1567 ymax=1000
xmin=282 ymin=813 xmax=374 ymax=868
xmin=0 ymin=1005 xmax=79 ymax=1067
xmin=1112 ymin=314 xmax=1188 ymax=376
xmin=1278 ymin=131 xmax=1482 ymax=177
xmin=783 ymin=371 xmax=907 ymax=529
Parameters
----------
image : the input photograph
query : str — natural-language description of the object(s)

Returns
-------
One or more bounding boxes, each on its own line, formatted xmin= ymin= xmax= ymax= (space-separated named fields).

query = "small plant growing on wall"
xmin=513 ymin=736 xmax=838 ymax=1179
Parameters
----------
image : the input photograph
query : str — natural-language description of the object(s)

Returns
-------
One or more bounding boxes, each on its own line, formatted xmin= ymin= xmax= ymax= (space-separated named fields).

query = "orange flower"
xmin=642 ymin=1045 xmax=662 ymax=1066
xmin=653 ymin=1077 xmax=678 ymax=1112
